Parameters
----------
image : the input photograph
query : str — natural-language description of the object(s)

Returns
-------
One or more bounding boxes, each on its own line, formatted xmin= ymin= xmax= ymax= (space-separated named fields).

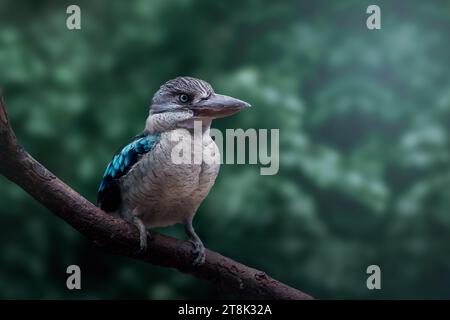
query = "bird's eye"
xmin=179 ymin=94 xmax=190 ymax=103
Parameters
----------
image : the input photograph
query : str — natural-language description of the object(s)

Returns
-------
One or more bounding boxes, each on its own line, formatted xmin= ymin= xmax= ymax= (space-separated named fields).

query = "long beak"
xmin=190 ymin=93 xmax=251 ymax=118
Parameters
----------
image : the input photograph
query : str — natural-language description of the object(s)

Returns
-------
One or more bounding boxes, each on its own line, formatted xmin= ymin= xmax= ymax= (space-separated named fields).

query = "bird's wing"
xmin=97 ymin=132 xmax=161 ymax=212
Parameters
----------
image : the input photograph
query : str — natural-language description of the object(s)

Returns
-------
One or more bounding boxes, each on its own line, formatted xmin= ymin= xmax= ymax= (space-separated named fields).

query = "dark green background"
xmin=1 ymin=0 xmax=449 ymax=299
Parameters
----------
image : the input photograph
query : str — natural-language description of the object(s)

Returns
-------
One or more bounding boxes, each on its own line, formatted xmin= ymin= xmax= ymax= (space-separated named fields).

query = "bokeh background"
xmin=0 ymin=0 xmax=450 ymax=299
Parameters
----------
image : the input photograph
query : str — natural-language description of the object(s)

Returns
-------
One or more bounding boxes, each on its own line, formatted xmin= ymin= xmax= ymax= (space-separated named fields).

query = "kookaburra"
xmin=97 ymin=76 xmax=250 ymax=265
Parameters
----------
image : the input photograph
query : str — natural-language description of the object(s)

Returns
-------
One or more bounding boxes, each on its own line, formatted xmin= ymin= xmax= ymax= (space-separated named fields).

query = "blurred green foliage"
xmin=1 ymin=0 xmax=450 ymax=299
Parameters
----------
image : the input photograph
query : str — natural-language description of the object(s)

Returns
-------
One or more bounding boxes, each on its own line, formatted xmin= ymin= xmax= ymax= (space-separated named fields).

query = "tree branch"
xmin=0 ymin=95 xmax=313 ymax=300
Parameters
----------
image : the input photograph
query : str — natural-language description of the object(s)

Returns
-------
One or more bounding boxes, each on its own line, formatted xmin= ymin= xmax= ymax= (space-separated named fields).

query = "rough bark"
xmin=0 ymin=96 xmax=313 ymax=300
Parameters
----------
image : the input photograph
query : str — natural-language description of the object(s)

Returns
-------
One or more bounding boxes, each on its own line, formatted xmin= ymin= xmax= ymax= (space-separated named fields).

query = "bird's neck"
xmin=145 ymin=112 xmax=212 ymax=134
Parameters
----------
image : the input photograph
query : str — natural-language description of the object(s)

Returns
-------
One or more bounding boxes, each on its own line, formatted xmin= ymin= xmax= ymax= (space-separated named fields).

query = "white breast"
xmin=120 ymin=128 xmax=220 ymax=228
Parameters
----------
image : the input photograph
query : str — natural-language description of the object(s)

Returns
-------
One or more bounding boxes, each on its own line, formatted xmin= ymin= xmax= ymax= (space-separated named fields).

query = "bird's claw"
xmin=135 ymin=231 xmax=149 ymax=254
xmin=189 ymin=239 xmax=205 ymax=266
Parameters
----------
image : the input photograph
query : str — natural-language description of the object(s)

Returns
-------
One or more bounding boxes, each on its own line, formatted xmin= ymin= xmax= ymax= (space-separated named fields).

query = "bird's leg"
xmin=183 ymin=218 xmax=205 ymax=266
xmin=133 ymin=216 xmax=149 ymax=254
xmin=121 ymin=208 xmax=149 ymax=254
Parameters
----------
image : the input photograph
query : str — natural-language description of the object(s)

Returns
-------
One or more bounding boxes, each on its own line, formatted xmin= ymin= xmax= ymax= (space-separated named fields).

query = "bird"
xmin=97 ymin=76 xmax=250 ymax=265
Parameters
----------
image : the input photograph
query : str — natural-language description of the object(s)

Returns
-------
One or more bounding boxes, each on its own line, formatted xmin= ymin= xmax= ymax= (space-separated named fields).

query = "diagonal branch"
xmin=0 ymin=95 xmax=313 ymax=300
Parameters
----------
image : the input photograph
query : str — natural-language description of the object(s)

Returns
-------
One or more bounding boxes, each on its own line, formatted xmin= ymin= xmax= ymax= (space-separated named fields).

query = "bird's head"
xmin=147 ymin=76 xmax=250 ymax=131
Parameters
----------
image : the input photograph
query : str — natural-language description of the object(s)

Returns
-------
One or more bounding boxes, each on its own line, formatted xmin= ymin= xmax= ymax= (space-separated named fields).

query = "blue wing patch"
xmin=97 ymin=132 xmax=160 ymax=212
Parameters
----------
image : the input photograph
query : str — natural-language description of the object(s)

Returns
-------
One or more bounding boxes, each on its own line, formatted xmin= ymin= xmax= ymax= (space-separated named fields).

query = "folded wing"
xmin=97 ymin=132 xmax=161 ymax=212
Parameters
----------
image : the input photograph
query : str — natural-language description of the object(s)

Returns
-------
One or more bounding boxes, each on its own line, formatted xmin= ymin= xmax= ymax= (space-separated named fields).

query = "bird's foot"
xmin=133 ymin=231 xmax=147 ymax=254
xmin=188 ymin=239 xmax=205 ymax=266
xmin=131 ymin=217 xmax=150 ymax=255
